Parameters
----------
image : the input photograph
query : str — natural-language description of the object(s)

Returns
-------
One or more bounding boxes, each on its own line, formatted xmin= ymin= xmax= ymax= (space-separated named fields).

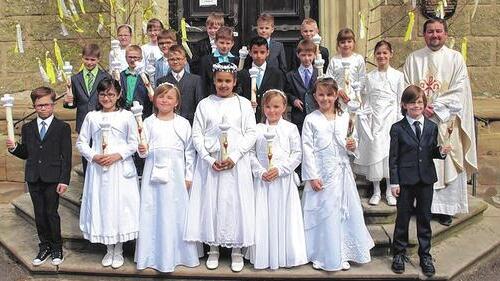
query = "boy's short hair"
xmin=423 ymin=18 xmax=448 ymax=33
xmin=146 ymin=18 xmax=164 ymax=31
xmin=30 ymin=86 xmax=56 ymax=104
xmin=158 ymin=29 xmax=177 ymax=42
xmin=400 ymin=85 xmax=427 ymax=115
xmin=215 ymin=26 xmax=234 ymax=41
xmin=249 ymin=36 xmax=268 ymax=50
xmin=82 ymin=44 xmax=101 ymax=58
xmin=206 ymin=12 xmax=225 ymax=27
xmin=300 ymin=18 xmax=318 ymax=29
xmin=168 ymin=45 xmax=187 ymax=57
xmin=125 ymin=44 xmax=143 ymax=55
xmin=117 ymin=24 xmax=133 ymax=35
xmin=296 ymin=39 xmax=316 ymax=54
xmin=257 ymin=13 xmax=274 ymax=26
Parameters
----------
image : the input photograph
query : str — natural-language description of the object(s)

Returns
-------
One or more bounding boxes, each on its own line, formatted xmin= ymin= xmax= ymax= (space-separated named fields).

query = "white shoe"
xmin=386 ymin=194 xmax=397 ymax=206
xmin=101 ymin=252 xmax=113 ymax=267
xmin=342 ymin=261 xmax=350 ymax=270
xmin=206 ymin=251 xmax=219 ymax=270
xmin=231 ymin=253 xmax=244 ymax=272
xmin=312 ymin=262 xmax=321 ymax=270
xmin=111 ymin=253 xmax=124 ymax=269
xmin=369 ymin=194 xmax=381 ymax=205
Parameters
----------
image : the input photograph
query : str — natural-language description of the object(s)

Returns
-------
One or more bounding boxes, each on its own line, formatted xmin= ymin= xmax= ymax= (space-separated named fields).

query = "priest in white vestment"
xmin=403 ymin=19 xmax=477 ymax=226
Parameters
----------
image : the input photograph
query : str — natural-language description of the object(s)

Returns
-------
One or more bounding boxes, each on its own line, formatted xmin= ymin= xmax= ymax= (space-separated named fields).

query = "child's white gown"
xmin=246 ymin=119 xmax=308 ymax=269
xmin=135 ymin=115 xmax=202 ymax=272
xmin=301 ymin=110 xmax=374 ymax=271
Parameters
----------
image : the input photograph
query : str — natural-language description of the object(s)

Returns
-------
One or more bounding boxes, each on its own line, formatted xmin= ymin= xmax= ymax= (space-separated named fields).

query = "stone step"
xmin=12 ymin=192 xmax=393 ymax=256
xmin=361 ymin=197 xmax=397 ymax=224
xmin=2 ymin=203 xmax=500 ymax=280
xmin=382 ymin=196 xmax=488 ymax=255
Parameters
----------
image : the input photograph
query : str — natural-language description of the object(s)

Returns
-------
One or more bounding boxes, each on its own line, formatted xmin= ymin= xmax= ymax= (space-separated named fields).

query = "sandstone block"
xmin=466 ymin=38 xmax=496 ymax=67
xmin=470 ymin=6 xmax=500 ymax=36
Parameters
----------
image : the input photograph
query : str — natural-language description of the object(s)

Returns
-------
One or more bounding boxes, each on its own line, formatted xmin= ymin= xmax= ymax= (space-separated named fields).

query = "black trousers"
xmin=28 ymin=181 xmax=62 ymax=250
xmin=392 ymin=182 xmax=433 ymax=259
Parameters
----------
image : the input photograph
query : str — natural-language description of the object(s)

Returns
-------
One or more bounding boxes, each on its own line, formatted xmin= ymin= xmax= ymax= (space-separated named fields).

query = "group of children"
xmin=5 ymin=12 xmax=452 ymax=278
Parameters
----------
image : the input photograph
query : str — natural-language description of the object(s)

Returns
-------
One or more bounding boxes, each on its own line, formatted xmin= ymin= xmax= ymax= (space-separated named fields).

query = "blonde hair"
xmin=261 ymin=89 xmax=288 ymax=123
xmin=300 ymin=18 xmax=318 ymax=29
xmin=206 ymin=12 xmax=225 ymax=27
xmin=153 ymin=83 xmax=181 ymax=115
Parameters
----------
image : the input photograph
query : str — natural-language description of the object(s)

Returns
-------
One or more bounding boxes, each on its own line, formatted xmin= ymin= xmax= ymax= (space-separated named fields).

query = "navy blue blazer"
xmin=156 ymin=72 xmax=204 ymax=125
xmin=285 ymin=67 xmax=318 ymax=131
xmin=389 ymin=117 xmax=445 ymax=186
xmin=10 ymin=118 xmax=72 ymax=185
xmin=120 ymin=71 xmax=153 ymax=119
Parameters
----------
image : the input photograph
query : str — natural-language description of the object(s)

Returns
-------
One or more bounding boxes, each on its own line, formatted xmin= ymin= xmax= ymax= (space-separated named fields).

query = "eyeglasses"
xmin=126 ymin=56 xmax=142 ymax=61
xmin=98 ymin=93 xmax=117 ymax=98
xmin=158 ymin=41 xmax=174 ymax=46
xmin=167 ymin=57 xmax=185 ymax=62
xmin=34 ymin=103 xmax=54 ymax=109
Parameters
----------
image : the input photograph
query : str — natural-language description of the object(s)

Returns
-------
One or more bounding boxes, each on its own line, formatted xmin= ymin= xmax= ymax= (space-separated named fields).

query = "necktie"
xmin=40 ymin=121 xmax=47 ymax=140
xmin=414 ymin=121 xmax=421 ymax=141
xmin=86 ymin=72 xmax=95 ymax=93
xmin=175 ymin=73 xmax=181 ymax=82
xmin=303 ymin=68 xmax=311 ymax=88
xmin=256 ymin=67 xmax=263 ymax=89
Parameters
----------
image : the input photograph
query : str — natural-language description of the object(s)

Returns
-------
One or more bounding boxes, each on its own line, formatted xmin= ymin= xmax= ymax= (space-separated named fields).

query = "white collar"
xmin=406 ymin=114 xmax=424 ymax=126
xmin=37 ymin=115 xmax=54 ymax=128
xmin=172 ymin=69 xmax=185 ymax=81
xmin=252 ymin=61 xmax=267 ymax=71
xmin=299 ymin=64 xmax=313 ymax=73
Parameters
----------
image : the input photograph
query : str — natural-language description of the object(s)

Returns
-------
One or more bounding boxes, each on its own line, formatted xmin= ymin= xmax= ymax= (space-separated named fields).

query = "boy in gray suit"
xmin=63 ymin=44 xmax=110 ymax=173
xmin=256 ymin=13 xmax=287 ymax=74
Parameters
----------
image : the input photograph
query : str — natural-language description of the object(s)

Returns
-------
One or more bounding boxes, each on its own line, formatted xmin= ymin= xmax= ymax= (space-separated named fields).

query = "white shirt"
xmin=405 ymin=114 xmax=425 ymax=135
xmin=172 ymin=69 xmax=185 ymax=82
xmin=252 ymin=61 xmax=267 ymax=74
xmin=37 ymin=115 xmax=54 ymax=134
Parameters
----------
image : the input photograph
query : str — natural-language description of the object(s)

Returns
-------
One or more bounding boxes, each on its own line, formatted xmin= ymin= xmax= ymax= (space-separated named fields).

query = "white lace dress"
xmin=301 ymin=110 xmax=374 ymax=271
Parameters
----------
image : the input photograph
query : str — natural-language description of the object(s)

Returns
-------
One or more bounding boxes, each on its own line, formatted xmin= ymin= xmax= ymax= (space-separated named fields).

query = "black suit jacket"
xmin=290 ymin=45 xmax=330 ymax=73
xmin=120 ymin=71 xmax=153 ymax=119
xmin=199 ymin=54 xmax=239 ymax=97
xmin=237 ymin=66 xmax=285 ymax=122
xmin=389 ymin=117 xmax=445 ymax=186
xmin=285 ymin=68 xmax=318 ymax=131
xmin=10 ymin=118 xmax=72 ymax=185
xmin=63 ymin=69 xmax=110 ymax=133
xmin=156 ymin=72 xmax=205 ymax=124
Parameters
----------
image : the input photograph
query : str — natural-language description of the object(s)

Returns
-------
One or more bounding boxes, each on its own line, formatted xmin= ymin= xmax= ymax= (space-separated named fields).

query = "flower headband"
xmin=212 ymin=62 xmax=238 ymax=73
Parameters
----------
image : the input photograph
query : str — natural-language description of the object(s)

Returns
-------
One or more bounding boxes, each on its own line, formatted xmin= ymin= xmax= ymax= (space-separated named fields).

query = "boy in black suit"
xmin=7 ymin=87 xmax=72 ymax=266
xmin=290 ymin=18 xmax=329 ymax=73
xmin=63 ymin=44 xmax=109 ymax=173
xmin=199 ymin=26 xmax=239 ymax=97
xmin=256 ymin=13 xmax=287 ymax=74
xmin=389 ymin=85 xmax=451 ymax=277
xmin=285 ymin=39 xmax=317 ymax=133
xmin=188 ymin=12 xmax=225 ymax=75
xmin=156 ymin=45 xmax=204 ymax=124
xmin=237 ymin=36 xmax=284 ymax=122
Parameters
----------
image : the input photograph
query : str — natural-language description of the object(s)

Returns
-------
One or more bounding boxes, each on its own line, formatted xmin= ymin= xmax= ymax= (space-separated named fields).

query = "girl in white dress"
xmin=325 ymin=28 xmax=366 ymax=104
xmin=184 ymin=62 xmax=257 ymax=272
xmin=76 ymin=78 xmax=140 ymax=269
xmin=135 ymin=83 xmax=201 ymax=272
xmin=247 ymin=90 xmax=307 ymax=270
xmin=354 ymin=40 xmax=404 ymax=206
xmin=302 ymin=78 xmax=374 ymax=271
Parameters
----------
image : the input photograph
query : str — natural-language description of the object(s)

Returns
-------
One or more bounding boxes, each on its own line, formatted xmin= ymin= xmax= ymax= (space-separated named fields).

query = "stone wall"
xmin=377 ymin=0 xmax=500 ymax=97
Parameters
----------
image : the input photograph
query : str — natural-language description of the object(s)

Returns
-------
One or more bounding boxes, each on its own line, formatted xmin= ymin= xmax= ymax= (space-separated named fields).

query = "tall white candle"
xmin=219 ymin=115 xmax=231 ymax=161
xmin=63 ymin=61 xmax=74 ymax=107
xmin=130 ymin=101 xmax=146 ymax=146
xmin=1 ymin=94 xmax=15 ymax=142
xmin=249 ymin=67 xmax=259 ymax=113
xmin=238 ymin=46 xmax=248 ymax=71
xmin=100 ymin=116 xmax=112 ymax=171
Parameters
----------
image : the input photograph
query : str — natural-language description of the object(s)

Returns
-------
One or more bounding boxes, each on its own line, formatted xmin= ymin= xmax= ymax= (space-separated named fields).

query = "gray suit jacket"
xmin=63 ymin=69 xmax=110 ymax=133
xmin=268 ymin=38 xmax=287 ymax=73
xmin=156 ymin=72 xmax=205 ymax=124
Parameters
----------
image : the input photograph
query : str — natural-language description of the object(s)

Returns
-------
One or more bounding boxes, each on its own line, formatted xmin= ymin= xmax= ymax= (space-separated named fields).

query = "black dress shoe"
xmin=51 ymin=248 xmax=64 ymax=266
xmin=420 ymin=256 xmax=436 ymax=277
xmin=391 ymin=254 xmax=408 ymax=274
xmin=438 ymin=214 xmax=453 ymax=226
xmin=32 ymin=247 xmax=51 ymax=266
